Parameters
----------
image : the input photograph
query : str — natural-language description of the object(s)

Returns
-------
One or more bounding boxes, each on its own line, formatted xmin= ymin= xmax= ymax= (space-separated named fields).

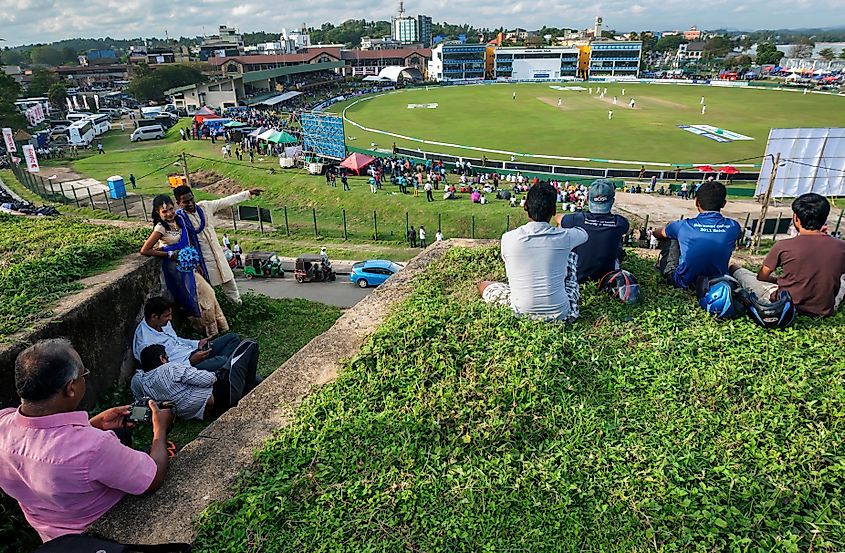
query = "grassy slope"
xmin=334 ymin=83 xmax=845 ymax=167
xmin=194 ymin=248 xmax=844 ymax=551
xmin=0 ymin=214 xmax=147 ymax=340
xmin=1 ymin=293 xmax=342 ymax=553
xmin=69 ymin=121 xmax=533 ymax=241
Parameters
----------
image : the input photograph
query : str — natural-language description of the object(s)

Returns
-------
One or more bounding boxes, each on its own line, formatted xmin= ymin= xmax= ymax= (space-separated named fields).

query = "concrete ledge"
xmin=92 ymin=239 xmax=487 ymax=544
xmin=0 ymin=255 xmax=161 ymax=410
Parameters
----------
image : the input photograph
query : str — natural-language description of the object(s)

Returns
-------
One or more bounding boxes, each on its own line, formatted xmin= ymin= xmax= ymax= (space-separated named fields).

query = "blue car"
xmin=350 ymin=259 xmax=402 ymax=288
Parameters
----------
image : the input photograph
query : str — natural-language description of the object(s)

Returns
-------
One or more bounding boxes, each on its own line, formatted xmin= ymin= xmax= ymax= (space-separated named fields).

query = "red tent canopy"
xmin=340 ymin=152 xmax=375 ymax=175
xmin=718 ymin=166 xmax=739 ymax=175
xmin=696 ymin=165 xmax=716 ymax=173
xmin=193 ymin=106 xmax=218 ymax=124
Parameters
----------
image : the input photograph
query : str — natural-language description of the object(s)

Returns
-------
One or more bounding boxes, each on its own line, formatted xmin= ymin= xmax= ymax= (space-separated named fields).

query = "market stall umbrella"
xmin=257 ymin=129 xmax=277 ymax=141
xmin=192 ymin=106 xmax=218 ymax=124
xmin=718 ymin=166 xmax=740 ymax=175
xmin=223 ymin=121 xmax=247 ymax=128
xmin=340 ymin=152 xmax=375 ymax=175
xmin=696 ymin=165 xmax=716 ymax=173
xmin=248 ymin=126 xmax=266 ymax=137
xmin=267 ymin=131 xmax=297 ymax=144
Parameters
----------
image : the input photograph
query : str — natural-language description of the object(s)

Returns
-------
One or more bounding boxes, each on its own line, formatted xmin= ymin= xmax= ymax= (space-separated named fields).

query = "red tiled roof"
xmin=340 ymin=48 xmax=432 ymax=60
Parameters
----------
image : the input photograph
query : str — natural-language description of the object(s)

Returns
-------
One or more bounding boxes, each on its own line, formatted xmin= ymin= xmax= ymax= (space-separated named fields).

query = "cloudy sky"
xmin=1 ymin=0 xmax=843 ymax=46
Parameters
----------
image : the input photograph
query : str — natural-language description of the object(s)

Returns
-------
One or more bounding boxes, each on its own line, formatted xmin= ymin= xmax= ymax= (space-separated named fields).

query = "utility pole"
xmin=180 ymin=152 xmax=192 ymax=187
xmin=752 ymin=152 xmax=780 ymax=254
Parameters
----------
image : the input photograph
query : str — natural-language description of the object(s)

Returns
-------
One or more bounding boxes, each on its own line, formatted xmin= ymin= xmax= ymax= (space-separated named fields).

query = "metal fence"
xmin=10 ymin=161 xmax=841 ymax=243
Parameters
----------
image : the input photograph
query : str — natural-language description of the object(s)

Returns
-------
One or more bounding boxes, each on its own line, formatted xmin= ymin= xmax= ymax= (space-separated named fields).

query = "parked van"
xmin=130 ymin=125 xmax=165 ymax=142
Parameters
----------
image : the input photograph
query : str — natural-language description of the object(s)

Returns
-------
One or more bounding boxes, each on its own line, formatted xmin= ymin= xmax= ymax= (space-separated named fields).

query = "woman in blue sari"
xmin=140 ymin=194 xmax=229 ymax=335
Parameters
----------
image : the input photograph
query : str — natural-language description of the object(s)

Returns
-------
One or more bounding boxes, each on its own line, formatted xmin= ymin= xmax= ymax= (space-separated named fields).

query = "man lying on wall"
xmin=132 ymin=343 xmax=260 ymax=421
xmin=0 ymin=339 xmax=173 ymax=542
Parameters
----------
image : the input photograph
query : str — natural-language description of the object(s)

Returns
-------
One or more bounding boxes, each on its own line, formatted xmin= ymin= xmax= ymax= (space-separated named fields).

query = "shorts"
xmin=481 ymin=282 xmax=511 ymax=306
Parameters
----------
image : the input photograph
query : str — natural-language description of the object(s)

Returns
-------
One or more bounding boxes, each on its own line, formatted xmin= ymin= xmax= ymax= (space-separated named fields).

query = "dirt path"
xmin=613 ymin=192 xmax=793 ymax=227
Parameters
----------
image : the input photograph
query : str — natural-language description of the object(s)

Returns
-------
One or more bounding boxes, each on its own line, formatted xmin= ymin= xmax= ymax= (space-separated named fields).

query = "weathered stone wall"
xmin=92 ymin=239 xmax=490 ymax=544
xmin=0 ymin=255 xmax=161 ymax=410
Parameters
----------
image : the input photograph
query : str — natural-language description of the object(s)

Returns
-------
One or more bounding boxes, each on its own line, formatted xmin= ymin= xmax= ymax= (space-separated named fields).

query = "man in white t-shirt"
xmin=418 ymin=226 xmax=427 ymax=248
xmin=478 ymin=182 xmax=588 ymax=322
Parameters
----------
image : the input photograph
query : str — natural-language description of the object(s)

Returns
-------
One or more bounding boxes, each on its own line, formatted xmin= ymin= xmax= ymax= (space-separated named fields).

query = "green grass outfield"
xmin=332 ymin=83 xmax=845 ymax=168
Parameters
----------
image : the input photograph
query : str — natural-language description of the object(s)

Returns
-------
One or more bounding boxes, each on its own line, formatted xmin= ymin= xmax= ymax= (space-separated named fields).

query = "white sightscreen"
xmin=512 ymin=58 xmax=561 ymax=79
xmin=755 ymin=128 xmax=845 ymax=198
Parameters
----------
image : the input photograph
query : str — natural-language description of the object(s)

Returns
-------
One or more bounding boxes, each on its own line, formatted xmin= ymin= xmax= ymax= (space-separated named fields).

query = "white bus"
xmin=67 ymin=112 xmax=94 ymax=122
xmin=14 ymin=97 xmax=49 ymax=113
xmin=67 ymin=120 xmax=95 ymax=146
xmin=87 ymin=114 xmax=111 ymax=136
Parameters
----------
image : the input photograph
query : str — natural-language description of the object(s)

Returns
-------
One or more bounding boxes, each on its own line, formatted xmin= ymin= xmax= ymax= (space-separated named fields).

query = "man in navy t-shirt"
xmin=655 ymin=181 xmax=741 ymax=289
xmin=559 ymin=179 xmax=629 ymax=283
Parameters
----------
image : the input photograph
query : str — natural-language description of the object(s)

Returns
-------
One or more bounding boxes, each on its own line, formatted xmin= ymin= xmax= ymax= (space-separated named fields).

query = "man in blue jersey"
xmin=654 ymin=181 xmax=742 ymax=289
xmin=559 ymin=179 xmax=629 ymax=283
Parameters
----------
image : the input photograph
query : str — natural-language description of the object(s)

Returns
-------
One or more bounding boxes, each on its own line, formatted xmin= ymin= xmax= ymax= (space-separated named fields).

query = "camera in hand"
xmin=128 ymin=397 xmax=175 ymax=424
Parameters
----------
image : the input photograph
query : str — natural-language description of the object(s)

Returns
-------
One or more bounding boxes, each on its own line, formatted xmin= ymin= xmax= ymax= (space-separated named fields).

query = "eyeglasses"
xmin=79 ymin=367 xmax=91 ymax=379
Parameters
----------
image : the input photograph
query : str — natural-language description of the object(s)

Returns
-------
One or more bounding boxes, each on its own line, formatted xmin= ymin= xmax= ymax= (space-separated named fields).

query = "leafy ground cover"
xmin=334 ymin=83 xmax=845 ymax=167
xmin=1 ymin=292 xmax=342 ymax=552
xmin=0 ymin=213 xmax=147 ymax=340
xmin=194 ymin=247 xmax=844 ymax=551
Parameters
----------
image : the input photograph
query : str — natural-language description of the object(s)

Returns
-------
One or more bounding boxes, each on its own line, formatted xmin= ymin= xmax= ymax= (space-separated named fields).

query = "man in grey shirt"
xmin=478 ymin=182 xmax=588 ymax=322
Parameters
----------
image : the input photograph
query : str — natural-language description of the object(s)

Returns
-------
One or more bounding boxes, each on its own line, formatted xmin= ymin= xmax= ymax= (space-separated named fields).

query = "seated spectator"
xmin=655 ymin=181 xmax=742 ymax=289
xmin=0 ymin=339 xmax=173 ymax=542
xmin=471 ymin=189 xmax=481 ymax=203
xmin=560 ymin=180 xmax=630 ymax=283
xmin=730 ymin=193 xmax=845 ymax=316
xmin=478 ymin=182 xmax=588 ymax=322
xmin=133 ymin=296 xmax=242 ymax=373
xmin=133 ymin=344 xmax=259 ymax=420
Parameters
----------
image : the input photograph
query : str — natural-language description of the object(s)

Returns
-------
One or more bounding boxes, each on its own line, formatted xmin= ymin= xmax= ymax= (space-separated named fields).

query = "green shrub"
xmin=194 ymin=247 xmax=845 ymax=551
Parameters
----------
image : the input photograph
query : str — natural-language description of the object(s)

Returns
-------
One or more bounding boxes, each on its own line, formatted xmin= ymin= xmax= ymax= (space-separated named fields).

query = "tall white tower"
xmin=594 ymin=16 xmax=603 ymax=39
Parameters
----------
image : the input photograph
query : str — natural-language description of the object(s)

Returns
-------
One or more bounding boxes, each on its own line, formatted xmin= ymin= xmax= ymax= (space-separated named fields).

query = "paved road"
xmin=236 ymin=275 xmax=373 ymax=308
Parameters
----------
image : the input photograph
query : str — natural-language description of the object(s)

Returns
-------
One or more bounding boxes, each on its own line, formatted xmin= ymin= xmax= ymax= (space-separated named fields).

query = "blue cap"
xmin=588 ymin=179 xmax=616 ymax=214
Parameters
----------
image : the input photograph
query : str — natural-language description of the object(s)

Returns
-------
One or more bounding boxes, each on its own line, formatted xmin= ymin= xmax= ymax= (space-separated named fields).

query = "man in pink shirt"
xmin=0 ymin=339 xmax=174 ymax=542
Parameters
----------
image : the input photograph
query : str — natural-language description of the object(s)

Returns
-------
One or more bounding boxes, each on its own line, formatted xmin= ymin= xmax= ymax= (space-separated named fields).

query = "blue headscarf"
xmin=174 ymin=207 xmax=210 ymax=281
xmin=158 ymin=208 xmax=208 ymax=319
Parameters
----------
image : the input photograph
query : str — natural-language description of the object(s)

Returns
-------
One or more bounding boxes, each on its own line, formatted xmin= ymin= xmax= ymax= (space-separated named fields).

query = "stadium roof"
xmin=258 ymin=91 xmax=302 ymax=106
xmin=340 ymin=48 xmax=431 ymax=60
xmin=241 ymin=61 xmax=345 ymax=84
xmin=208 ymin=48 xmax=342 ymax=66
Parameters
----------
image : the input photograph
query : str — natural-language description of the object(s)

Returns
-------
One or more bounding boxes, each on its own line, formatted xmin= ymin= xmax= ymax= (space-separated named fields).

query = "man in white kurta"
xmin=174 ymin=186 xmax=262 ymax=303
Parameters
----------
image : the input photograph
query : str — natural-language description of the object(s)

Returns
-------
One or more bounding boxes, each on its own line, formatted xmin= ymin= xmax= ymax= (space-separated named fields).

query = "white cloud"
xmin=0 ymin=0 xmax=842 ymax=46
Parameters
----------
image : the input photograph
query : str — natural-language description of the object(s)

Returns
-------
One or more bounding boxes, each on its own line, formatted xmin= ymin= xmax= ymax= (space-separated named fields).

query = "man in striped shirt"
xmin=132 ymin=343 xmax=259 ymax=420
xmin=132 ymin=345 xmax=216 ymax=420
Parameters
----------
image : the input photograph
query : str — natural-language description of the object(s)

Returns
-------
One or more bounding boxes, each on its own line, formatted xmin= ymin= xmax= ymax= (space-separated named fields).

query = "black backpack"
xmin=35 ymin=534 xmax=191 ymax=553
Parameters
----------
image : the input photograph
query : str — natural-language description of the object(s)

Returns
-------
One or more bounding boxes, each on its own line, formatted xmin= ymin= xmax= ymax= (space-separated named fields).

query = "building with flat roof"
xmin=588 ymin=41 xmax=642 ymax=78
xmin=390 ymin=3 xmax=432 ymax=46
xmin=428 ymin=42 xmax=487 ymax=81
xmin=493 ymin=47 xmax=580 ymax=80
xmin=199 ymin=25 xmax=245 ymax=61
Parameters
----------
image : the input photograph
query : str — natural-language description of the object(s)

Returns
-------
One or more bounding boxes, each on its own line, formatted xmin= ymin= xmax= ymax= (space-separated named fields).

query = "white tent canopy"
xmin=755 ymin=128 xmax=845 ymax=198
xmin=257 ymin=129 xmax=277 ymax=140
xmin=375 ymin=66 xmax=424 ymax=82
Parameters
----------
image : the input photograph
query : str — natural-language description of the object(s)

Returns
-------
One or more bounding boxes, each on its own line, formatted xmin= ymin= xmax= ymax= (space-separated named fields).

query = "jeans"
xmin=210 ymin=339 xmax=260 ymax=416
xmin=194 ymin=333 xmax=241 ymax=373
xmin=656 ymin=239 xmax=681 ymax=284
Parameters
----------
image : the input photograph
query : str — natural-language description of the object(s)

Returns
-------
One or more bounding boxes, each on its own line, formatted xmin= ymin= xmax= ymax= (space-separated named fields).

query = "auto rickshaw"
xmin=243 ymin=251 xmax=285 ymax=279
xmin=294 ymin=254 xmax=336 ymax=283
